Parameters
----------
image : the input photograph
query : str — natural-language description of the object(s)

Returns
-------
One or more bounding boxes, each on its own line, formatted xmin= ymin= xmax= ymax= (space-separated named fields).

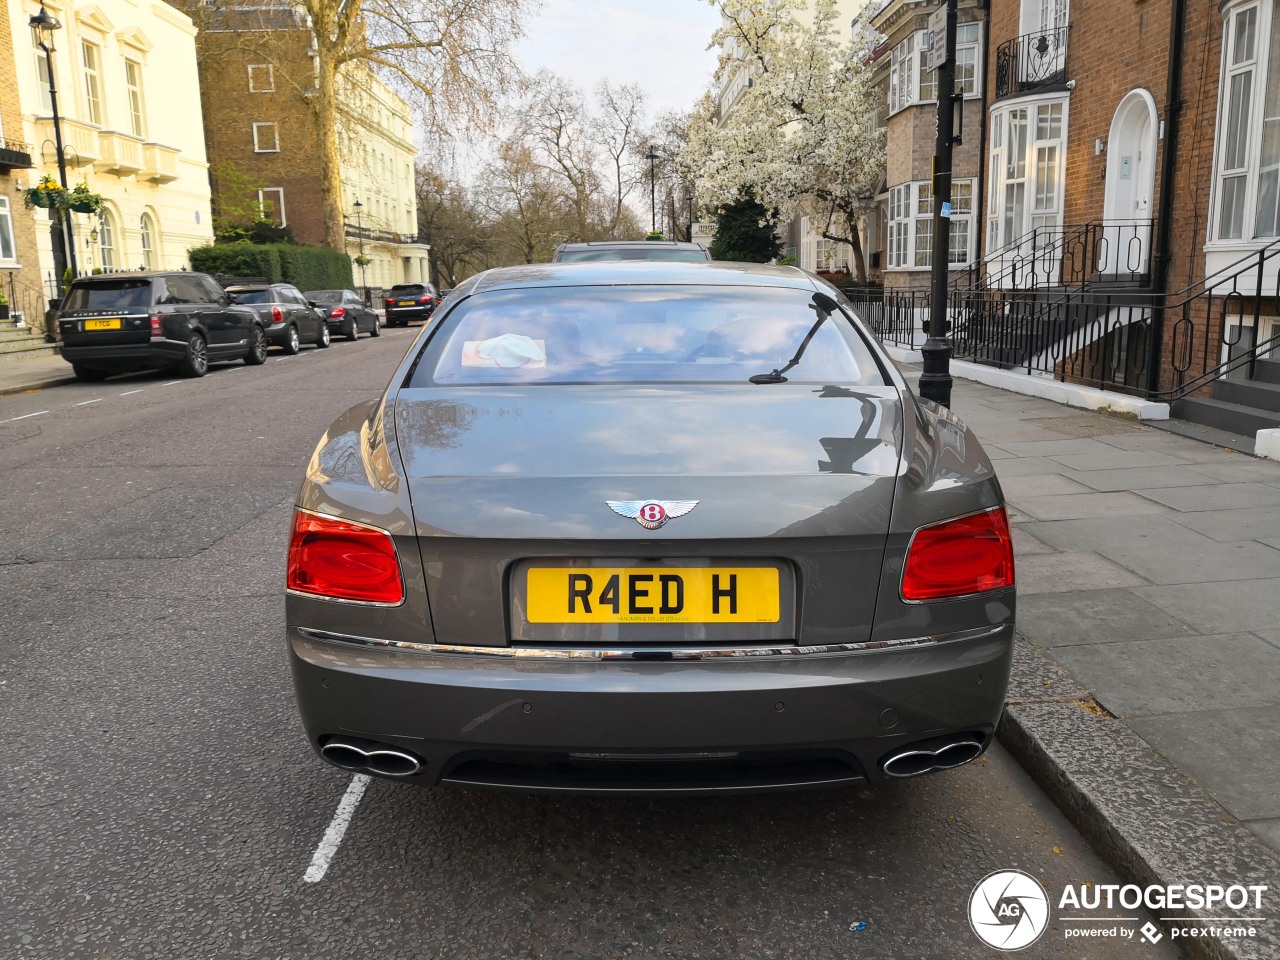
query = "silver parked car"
xmin=287 ymin=262 xmax=1015 ymax=795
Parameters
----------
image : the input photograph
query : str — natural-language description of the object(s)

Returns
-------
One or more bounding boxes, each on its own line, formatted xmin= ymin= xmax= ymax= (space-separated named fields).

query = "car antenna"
xmin=749 ymin=291 xmax=840 ymax=384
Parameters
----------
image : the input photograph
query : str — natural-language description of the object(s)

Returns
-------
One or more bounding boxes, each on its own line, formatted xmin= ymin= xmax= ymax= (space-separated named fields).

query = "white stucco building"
xmin=10 ymin=0 xmax=213 ymax=292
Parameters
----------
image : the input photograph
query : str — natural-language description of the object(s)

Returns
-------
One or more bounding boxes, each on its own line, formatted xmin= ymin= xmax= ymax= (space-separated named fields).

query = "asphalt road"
xmin=0 ymin=327 xmax=1184 ymax=959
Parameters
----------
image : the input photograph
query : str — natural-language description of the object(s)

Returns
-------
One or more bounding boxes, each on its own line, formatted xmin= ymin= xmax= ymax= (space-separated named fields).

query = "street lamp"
xmin=29 ymin=3 xmax=76 ymax=284
xmin=646 ymin=147 xmax=659 ymax=234
xmin=352 ymin=199 xmax=367 ymax=301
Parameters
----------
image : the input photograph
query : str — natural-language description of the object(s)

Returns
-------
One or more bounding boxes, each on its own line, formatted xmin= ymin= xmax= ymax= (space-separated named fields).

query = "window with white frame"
xmin=124 ymin=59 xmax=145 ymax=138
xmin=1212 ymin=0 xmax=1280 ymax=241
xmin=139 ymin=213 xmax=155 ymax=269
xmin=98 ymin=208 xmax=116 ymax=270
xmin=888 ymin=24 xmax=983 ymax=115
xmin=887 ymin=180 xmax=976 ymax=268
xmin=0 ymin=197 xmax=17 ymax=262
xmin=259 ymin=188 xmax=286 ymax=226
xmin=248 ymin=64 xmax=274 ymax=93
xmin=987 ymin=99 xmax=1067 ymax=252
xmin=81 ymin=41 xmax=103 ymax=125
xmin=35 ymin=47 xmax=52 ymax=113
xmin=253 ymin=122 xmax=279 ymax=153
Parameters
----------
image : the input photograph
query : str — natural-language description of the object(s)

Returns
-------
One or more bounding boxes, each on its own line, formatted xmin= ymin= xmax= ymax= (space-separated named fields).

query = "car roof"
xmin=467 ymin=260 xmax=818 ymax=295
xmin=70 ymin=271 xmax=199 ymax=283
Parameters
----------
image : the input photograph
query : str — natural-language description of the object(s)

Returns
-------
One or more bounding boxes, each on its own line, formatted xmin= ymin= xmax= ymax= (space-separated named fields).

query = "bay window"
xmin=888 ymin=24 xmax=982 ymax=116
xmin=986 ymin=99 xmax=1067 ymax=253
xmin=1212 ymin=0 xmax=1280 ymax=242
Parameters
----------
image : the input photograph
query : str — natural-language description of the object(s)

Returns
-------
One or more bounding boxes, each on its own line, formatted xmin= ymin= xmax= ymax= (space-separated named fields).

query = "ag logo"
xmin=968 ymin=869 xmax=1050 ymax=951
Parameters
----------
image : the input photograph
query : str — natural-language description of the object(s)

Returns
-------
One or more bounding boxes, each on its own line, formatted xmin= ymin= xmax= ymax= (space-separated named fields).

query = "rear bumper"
xmin=61 ymin=339 xmax=186 ymax=369
xmin=385 ymin=306 xmax=432 ymax=322
xmin=263 ymin=322 xmax=293 ymax=345
xmin=288 ymin=622 xmax=1014 ymax=794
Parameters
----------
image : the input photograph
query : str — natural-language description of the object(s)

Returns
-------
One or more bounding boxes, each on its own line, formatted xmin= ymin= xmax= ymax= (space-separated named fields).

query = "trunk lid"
xmin=394 ymin=384 xmax=903 ymax=647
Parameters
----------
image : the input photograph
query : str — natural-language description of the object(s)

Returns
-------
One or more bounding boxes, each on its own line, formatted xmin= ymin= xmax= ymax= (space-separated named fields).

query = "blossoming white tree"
xmin=684 ymin=0 xmax=885 ymax=280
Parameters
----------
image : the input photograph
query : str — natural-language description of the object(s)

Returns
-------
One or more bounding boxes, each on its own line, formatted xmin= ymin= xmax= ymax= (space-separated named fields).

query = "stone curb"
xmin=999 ymin=643 xmax=1280 ymax=960
xmin=0 ymin=374 xmax=76 ymax=397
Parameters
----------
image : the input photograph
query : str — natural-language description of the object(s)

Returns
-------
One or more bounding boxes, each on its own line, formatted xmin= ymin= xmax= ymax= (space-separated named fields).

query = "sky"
xmin=514 ymin=0 xmax=723 ymax=122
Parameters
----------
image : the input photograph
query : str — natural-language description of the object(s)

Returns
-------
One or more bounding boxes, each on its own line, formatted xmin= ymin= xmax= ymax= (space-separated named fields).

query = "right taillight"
xmin=901 ymin=507 xmax=1015 ymax=602
xmin=271 ymin=305 xmax=283 ymax=323
xmin=329 ymin=307 xmax=346 ymax=317
xmin=149 ymin=314 xmax=162 ymax=336
xmin=287 ymin=509 xmax=404 ymax=605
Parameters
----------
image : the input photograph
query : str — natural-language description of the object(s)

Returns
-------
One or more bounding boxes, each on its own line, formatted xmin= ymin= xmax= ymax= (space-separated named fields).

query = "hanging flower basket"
xmin=67 ymin=184 xmax=104 ymax=215
xmin=24 ymin=175 xmax=66 ymax=211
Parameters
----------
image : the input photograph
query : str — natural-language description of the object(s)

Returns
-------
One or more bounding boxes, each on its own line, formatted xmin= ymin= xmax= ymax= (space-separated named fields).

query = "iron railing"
xmin=856 ymin=238 xmax=1280 ymax=402
xmin=976 ymin=221 xmax=1154 ymax=292
xmin=995 ymin=26 xmax=1069 ymax=99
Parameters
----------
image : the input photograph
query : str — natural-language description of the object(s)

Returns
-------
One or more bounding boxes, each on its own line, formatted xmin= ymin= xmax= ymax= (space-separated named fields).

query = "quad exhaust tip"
xmin=880 ymin=735 xmax=985 ymax=778
xmin=320 ymin=737 xmax=424 ymax=778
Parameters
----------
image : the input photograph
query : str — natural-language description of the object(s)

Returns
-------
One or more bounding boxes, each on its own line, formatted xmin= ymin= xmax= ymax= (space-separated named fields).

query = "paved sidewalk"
xmin=927 ymin=368 xmax=1280 ymax=959
xmin=0 ymin=351 xmax=74 ymax=397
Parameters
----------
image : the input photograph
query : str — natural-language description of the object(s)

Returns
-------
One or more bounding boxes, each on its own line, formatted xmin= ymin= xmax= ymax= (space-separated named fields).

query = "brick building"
xmin=186 ymin=1 xmax=429 ymax=295
xmin=870 ymin=0 xmax=987 ymax=292
xmin=865 ymin=0 xmax=1279 ymax=442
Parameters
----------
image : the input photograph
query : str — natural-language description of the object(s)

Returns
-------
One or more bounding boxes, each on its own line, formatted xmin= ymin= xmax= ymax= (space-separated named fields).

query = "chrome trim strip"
xmin=294 ymin=623 xmax=1006 ymax=661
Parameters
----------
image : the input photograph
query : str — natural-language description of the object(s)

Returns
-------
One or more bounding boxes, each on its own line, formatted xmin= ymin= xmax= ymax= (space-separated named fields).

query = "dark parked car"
xmin=287 ymin=262 xmax=1014 ymax=795
xmin=383 ymin=282 xmax=438 ymax=326
xmin=58 ymin=272 xmax=267 ymax=381
xmin=552 ymin=240 xmax=712 ymax=262
xmin=225 ymin=282 xmax=330 ymax=353
xmin=305 ymin=289 xmax=381 ymax=341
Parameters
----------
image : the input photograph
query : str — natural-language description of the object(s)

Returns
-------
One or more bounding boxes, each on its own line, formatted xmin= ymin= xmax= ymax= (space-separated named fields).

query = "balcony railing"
xmin=140 ymin=143 xmax=180 ymax=183
xmin=96 ymin=132 xmax=144 ymax=176
xmin=344 ymin=224 xmax=422 ymax=245
xmin=0 ymin=138 xmax=33 ymax=171
xmin=995 ymin=26 xmax=1069 ymax=99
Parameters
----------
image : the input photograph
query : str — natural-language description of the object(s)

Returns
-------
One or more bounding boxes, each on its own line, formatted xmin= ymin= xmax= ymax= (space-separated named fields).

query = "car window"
xmin=411 ymin=285 xmax=884 ymax=387
xmin=61 ymin=280 xmax=153 ymax=312
xmin=557 ymin=248 xmax=710 ymax=262
xmin=308 ymin=291 xmax=343 ymax=304
xmin=196 ymin=277 xmax=227 ymax=303
xmin=391 ymin=284 xmax=424 ymax=294
xmin=164 ymin=276 xmax=212 ymax=304
xmin=229 ymin=288 xmax=272 ymax=304
xmin=282 ymin=287 xmax=308 ymax=305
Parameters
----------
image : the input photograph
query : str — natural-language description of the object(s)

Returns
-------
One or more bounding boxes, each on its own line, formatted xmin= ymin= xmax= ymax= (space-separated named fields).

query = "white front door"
xmin=1101 ymin=92 xmax=1158 ymax=277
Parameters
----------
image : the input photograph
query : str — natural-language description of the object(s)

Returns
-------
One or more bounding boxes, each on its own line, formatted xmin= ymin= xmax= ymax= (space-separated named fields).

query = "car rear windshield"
xmin=390 ymin=284 xmax=426 ymax=294
xmin=61 ymin=280 xmax=153 ymax=313
xmin=557 ymin=248 xmax=709 ymax=262
xmin=307 ymin=291 xmax=344 ymax=304
xmin=229 ymin=288 xmax=273 ymax=304
xmin=410 ymin=285 xmax=885 ymax=387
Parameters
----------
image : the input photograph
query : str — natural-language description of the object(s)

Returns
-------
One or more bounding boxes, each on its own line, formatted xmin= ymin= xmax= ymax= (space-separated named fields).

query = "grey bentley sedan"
xmin=286 ymin=261 xmax=1015 ymax=794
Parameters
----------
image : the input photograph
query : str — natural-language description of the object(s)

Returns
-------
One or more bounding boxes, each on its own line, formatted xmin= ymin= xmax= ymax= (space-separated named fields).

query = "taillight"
xmin=901 ymin=507 xmax=1015 ymax=602
xmin=385 ymin=298 xmax=395 ymax=306
xmin=418 ymin=296 xmax=432 ymax=304
xmin=329 ymin=307 xmax=346 ymax=318
xmin=271 ymin=305 xmax=283 ymax=323
xmin=287 ymin=510 xmax=404 ymax=604
xmin=149 ymin=314 xmax=162 ymax=336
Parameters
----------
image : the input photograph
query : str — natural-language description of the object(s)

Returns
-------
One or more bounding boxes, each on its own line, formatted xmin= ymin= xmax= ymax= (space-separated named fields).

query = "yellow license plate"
xmin=84 ymin=318 xmax=122 ymax=331
xmin=398 ymin=300 xmax=415 ymax=306
xmin=526 ymin=567 xmax=780 ymax=624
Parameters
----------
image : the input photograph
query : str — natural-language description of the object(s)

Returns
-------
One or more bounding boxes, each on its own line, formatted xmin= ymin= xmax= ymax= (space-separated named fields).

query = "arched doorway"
xmin=1101 ymin=90 xmax=1158 ymax=279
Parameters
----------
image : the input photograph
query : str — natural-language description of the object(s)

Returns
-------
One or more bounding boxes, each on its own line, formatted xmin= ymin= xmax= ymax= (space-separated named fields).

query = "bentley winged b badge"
xmin=606 ymin=500 xmax=699 ymax=530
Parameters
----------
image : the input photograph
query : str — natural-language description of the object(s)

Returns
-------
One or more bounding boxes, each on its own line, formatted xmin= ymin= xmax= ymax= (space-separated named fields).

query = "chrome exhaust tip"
xmin=319 ymin=737 xmax=425 ymax=778
xmin=881 ymin=736 xmax=985 ymax=778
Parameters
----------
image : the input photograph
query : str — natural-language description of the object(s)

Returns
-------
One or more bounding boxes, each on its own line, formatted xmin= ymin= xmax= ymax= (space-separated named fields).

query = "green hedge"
xmin=188 ymin=242 xmax=354 ymax=290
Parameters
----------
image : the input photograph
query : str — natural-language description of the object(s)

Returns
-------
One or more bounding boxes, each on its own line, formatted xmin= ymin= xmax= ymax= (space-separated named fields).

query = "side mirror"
xmin=308 ymin=300 xmax=319 ymax=308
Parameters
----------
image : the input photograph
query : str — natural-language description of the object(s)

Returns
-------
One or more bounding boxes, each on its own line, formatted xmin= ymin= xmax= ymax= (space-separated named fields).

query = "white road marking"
xmin=302 ymin=774 xmax=370 ymax=883
xmin=161 ymin=380 xmax=182 ymax=386
xmin=74 ymin=398 xmax=102 ymax=406
xmin=1 ymin=410 xmax=47 ymax=423
xmin=118 ymin=389 xmax=143 ymax=396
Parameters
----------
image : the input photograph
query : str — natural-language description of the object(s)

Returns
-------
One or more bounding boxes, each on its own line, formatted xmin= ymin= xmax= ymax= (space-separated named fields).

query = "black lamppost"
xmin=29 ymin=4 xmax=76 ymax=284
xmin=352 ymin=199 xmax=367 ymax=300
xmin=646 ymin=147 xmax=659 ymax=234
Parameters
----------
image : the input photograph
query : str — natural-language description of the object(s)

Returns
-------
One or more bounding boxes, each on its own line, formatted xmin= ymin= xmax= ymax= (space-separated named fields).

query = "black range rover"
xmin=58 ymin=272 xmax=267 ymax=381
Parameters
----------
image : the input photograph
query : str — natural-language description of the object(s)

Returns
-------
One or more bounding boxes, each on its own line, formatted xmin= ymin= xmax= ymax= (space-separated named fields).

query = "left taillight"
xmin=287 ymin=509 xmax=404 ymax=605
xmin=149 ymin=314 xmax=163 ymax=337
xmin=901 ymin=507 xmax=1015 ymax=602
xmin=329 ymin=307 xmax=346 ymax=318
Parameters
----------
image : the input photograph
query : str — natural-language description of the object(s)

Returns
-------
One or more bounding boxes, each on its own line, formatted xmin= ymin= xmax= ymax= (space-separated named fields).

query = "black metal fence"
xmin=848 ymin=237 xmax=1280 ymax=401
xmin=995 ymin=26 xmax=1069 ymax=99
